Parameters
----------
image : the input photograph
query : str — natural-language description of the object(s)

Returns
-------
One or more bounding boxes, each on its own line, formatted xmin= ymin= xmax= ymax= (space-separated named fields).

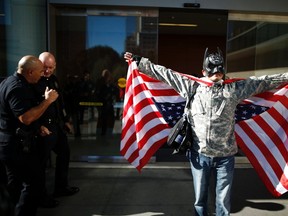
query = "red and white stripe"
xmin=235 ymin=85 xmax=288 ymax=197
xmin=120 ymin=61 xmax=184 ymax=171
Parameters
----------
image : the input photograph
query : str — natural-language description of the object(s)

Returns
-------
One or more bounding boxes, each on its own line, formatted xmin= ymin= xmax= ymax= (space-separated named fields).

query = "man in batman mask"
xmin=124 ymin=48 xmax=288 ymax=216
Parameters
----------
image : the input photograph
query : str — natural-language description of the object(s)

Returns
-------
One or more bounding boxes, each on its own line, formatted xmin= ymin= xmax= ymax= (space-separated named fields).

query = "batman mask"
xmin=202 ymin=47 xmax=225 ymax=76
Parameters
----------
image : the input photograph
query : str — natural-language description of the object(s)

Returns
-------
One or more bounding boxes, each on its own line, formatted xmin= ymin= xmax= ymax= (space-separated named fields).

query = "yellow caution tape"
xmin=79 ymin=102 xmax=103 ymax=106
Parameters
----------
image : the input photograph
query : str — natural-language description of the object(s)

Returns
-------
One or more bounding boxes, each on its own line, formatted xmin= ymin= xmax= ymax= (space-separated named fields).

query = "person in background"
xmin=0 ymin=55 xmax=58 ymax=216
xmin=35 ymin=52 xmax=79 ymax=208
xmin=115 ymin=77 xmax=126 ymax=120
xmin=78 ymin=71 xmax=96 ymax=123
xmin=124 ymin=49 xmax=288 ymax=216
xmin=95 ymin=69 xmax=119 ymax=136
xmin=63 ymin=74 xmax=82 ymax=137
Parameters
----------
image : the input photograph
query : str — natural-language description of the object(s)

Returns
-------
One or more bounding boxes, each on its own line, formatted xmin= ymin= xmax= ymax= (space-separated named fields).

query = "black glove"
xmin=132 ymin=55 xmax=141 ymax=66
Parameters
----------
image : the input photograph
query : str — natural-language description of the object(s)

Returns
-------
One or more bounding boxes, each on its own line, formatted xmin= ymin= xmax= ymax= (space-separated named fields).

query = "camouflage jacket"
xmin=138 ymin=57 xmax=288 ymax=157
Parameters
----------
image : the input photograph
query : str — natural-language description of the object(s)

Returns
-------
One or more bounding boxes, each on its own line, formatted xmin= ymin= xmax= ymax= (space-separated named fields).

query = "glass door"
xmin=48 ymin=5 xmax=158 ymax=162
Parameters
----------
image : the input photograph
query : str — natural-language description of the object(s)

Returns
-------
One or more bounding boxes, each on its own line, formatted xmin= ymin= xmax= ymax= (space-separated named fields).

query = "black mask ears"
xmin=202 ymin=47 xmax=225 ymax=76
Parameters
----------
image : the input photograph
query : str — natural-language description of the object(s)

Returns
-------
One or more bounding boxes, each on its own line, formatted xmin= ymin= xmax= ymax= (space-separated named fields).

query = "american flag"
xmin=120 ymin=61 xmax=288 ymax=197
xmin=235 ymin=84 xmax=288 ymax=197
xmin=120 ymin=61 xmax=186 ymax=171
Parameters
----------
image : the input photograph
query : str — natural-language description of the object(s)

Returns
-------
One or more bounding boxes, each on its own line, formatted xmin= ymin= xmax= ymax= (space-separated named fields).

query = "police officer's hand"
xmin=39 ymin=125 xmax=51 ymax=136
xmin=44 ymin=86 xmax=59 ymax=103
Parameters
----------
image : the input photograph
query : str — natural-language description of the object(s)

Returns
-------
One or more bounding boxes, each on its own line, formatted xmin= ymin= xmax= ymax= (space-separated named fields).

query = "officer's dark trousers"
xmin=38 ymin=124 xmax=70 ymax=193
xmin=0 ymin=161 xmax=7 ymax=184
xmin=2 ymin=149 xmax=42 ymax=216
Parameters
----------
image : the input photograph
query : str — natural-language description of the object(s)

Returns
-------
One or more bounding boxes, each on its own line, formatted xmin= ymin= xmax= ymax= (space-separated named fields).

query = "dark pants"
xmin=1 ymin=147 xmax=43 ymax=216
xmin=38 ymin=124 xmax=70 ymax=194
xmin=0 ymin=161 xmax=7 ymax=185
xmin=97 ymin=105 xmax=115 ymax=135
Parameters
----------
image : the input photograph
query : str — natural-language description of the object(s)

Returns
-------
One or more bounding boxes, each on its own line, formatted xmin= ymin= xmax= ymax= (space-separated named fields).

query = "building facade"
xmin=1 ymin=0 xmax=288 ymax=161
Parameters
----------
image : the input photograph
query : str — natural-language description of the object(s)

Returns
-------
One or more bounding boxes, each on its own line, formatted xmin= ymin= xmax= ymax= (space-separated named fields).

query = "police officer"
xmin=0 ymin=55 xmax=58 ymax=216
xmin=35 ymin=52 xmax=79 ymax=208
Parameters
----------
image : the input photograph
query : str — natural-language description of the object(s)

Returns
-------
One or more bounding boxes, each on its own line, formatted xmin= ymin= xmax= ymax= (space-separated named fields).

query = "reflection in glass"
xmin=227 ymin=15 xmax=288 ymax=77
xmin=50 ymin=7 xmax=158 ymax=159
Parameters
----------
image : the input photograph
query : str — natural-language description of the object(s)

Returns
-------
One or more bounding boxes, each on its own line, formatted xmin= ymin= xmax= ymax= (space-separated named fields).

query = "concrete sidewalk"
xmin=37 ymin=162 xmax=288 ymax=216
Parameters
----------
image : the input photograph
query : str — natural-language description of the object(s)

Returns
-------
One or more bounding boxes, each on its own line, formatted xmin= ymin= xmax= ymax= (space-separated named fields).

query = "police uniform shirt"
xmin=34 ymin=75 xmax=67 ymax=126
xmin=0 ymin=73 xmax=38 ymax=158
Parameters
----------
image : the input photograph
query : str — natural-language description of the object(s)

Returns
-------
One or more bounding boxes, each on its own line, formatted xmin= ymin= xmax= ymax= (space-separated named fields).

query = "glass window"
xmin=227 ymin=13 xmax=288 ymax=78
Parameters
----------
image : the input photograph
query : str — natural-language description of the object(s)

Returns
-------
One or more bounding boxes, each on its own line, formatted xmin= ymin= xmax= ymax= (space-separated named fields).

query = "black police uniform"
xmin=34 ymin=75 xmax=76 ymax=197
xmin=0 ymin=73 xmax=43 ymax=216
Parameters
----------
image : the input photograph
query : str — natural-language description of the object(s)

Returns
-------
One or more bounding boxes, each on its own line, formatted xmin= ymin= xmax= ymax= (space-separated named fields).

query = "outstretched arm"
xmin=124 ymin=52 xmax=141 ymax=65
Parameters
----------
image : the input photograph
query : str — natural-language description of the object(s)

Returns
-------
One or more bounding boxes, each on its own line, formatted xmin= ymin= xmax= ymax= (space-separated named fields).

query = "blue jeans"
xmin=187 ymin=149 xmax=235 ymax=216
